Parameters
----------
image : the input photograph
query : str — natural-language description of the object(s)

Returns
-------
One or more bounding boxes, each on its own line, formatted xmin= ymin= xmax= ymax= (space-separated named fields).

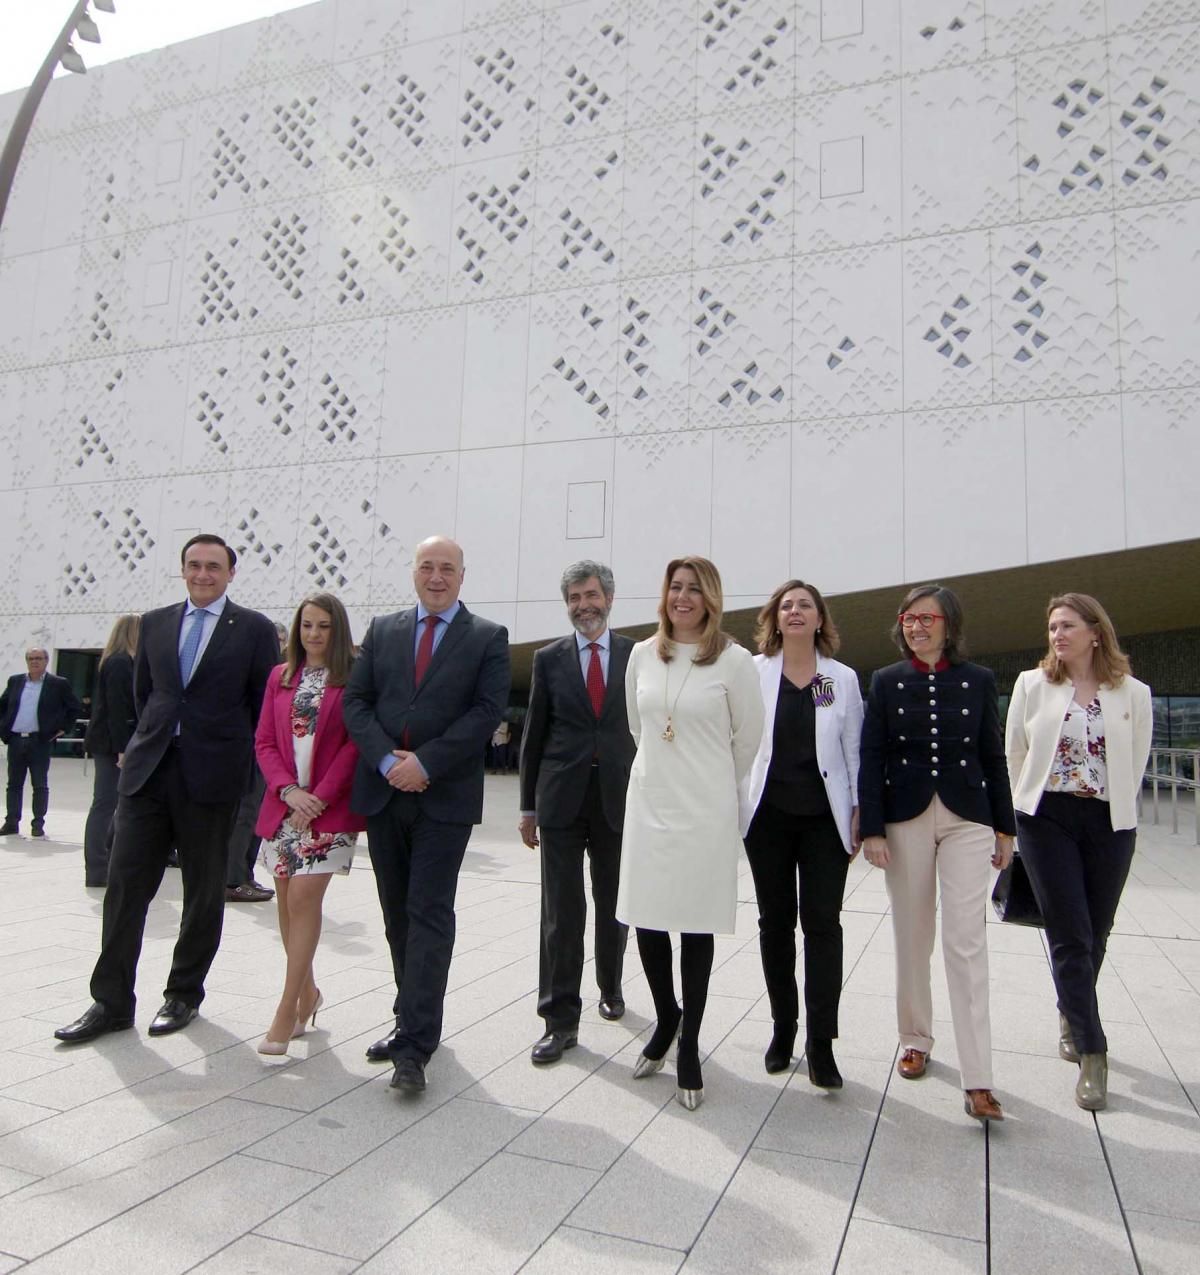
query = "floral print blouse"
xmin=1047 ymin=697 xmax=1108 ymax=800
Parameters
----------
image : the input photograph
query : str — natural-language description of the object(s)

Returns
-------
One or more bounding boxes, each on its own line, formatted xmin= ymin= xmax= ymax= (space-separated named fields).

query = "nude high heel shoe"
xmin=257 ymin=1035 xmax=290 ymax=1056
xmin=292 ymin=990 xmax=324 ymax=1039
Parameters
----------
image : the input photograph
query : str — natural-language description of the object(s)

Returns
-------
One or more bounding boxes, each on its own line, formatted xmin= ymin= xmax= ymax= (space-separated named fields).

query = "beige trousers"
xmin=884 ymin=795 xmax=994 ymax=1090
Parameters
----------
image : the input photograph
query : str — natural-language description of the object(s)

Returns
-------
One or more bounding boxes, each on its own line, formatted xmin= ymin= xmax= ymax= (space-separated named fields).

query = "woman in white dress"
xmin=253 ymin=592 xmax=365 ymax=1055
xmin=618 ymin=556 xmax=763 ymax=1109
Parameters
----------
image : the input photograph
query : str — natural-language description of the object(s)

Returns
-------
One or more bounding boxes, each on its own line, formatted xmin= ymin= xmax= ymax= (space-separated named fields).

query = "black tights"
xmin=636 ymin=928 xmax=714 ymax=1070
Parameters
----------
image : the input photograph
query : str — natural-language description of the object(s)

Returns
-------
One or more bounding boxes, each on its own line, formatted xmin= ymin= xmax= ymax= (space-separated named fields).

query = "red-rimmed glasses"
xmin=897 ymin=612 xmax=945 ymax=629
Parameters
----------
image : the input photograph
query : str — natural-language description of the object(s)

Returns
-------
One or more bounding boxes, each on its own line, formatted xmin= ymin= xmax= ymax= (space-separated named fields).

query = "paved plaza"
xmin=0 ymin=760 xmax=1197 ymax=1274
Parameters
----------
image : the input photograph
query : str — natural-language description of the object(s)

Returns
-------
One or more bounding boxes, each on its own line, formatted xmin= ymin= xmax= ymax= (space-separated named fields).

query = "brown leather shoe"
xmin=964 ymin=1088 xmax=1004 ymax=1121
xmin=897 ymin=1048 xmax=928 ymax=1079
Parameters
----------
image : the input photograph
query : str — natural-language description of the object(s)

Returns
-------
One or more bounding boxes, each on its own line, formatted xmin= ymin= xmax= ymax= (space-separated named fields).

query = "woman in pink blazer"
xmin=254 ymin=591 xmax=365 ymax=1055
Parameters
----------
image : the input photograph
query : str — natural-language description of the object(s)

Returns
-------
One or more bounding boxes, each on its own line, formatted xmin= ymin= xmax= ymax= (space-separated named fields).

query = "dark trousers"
xmin=744 ymin=803 xmax=850 ymax=1040
xmin=538 ymin=770 xmax=628 ymax=1030
xmin=5 ymin=735 xmax=52 ymax=826
xmin=226 ymin=767 xmax=266 ymax=885
xmin=1017 ymin=792 xmax=1137 ymax=1055
xmin=367 ymin=794 xmax=473 ymax=1063
xmin=89 ymin=748 xmax=238 ymax=1016
xmin=83 ymin=753 xmax=120 ymax=883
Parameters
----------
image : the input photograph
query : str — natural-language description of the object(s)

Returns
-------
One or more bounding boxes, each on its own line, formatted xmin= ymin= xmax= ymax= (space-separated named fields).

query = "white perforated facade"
xmin=1 ymin=0 xmax=1197 ymax=664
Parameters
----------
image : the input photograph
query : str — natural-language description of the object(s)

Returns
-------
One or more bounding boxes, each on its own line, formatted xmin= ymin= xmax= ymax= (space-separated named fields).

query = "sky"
xmin=0 ymin=0 xmax=316 ymax=96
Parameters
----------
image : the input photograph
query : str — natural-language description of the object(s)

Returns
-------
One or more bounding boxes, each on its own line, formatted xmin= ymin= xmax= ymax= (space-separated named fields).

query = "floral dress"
xmin=260 ymin=666 xmax=358 ymax=878
xmin=1047 ymin=698 xmax=1108 ymax=800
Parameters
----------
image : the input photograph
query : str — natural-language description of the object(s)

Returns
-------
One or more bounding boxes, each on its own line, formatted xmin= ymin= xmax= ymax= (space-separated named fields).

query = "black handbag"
xmin=991 ymin=852 xmax=1044 ymax=927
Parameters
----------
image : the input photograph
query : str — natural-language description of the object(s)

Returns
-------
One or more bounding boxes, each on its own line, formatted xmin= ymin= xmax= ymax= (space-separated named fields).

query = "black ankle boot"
xmin=805 ymin=1037 xmax=843 ymax=1089
xmin=764 ymin=1022 xmax=797 ymax=1074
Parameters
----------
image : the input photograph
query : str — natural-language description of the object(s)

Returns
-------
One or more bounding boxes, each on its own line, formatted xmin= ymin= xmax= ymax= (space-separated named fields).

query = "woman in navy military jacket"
xmin=858 ymin=584 xmax=1016 ymax=1123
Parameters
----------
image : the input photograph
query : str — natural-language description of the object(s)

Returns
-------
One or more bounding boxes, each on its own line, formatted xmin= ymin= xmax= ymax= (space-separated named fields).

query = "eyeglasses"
xmin=898 ymin=612 xmax=945 ymax=629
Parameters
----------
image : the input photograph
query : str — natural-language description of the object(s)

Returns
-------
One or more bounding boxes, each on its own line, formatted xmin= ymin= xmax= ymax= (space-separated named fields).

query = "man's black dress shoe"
xmin=85 ymin=878 xmax=107 ymax=889
xmin=390 ymin=1057 xmax=426 ymax=1092
xmin=30 ymin=822 xmax=46 ymax=838
xmin=367 ymin=1027 xmax=403 ymax=1062
xmin=531 ymin=1030 xmax=578 ymax=1065
xmin=148 ymin=999 xmax=199 ymax=1036
xmin=0 ymin=823 xmax=19 ymax=835
xmin=598 ymin=997 xmax=625 ymax=1021
xmin=55 ymin=1002 xmax=134 ymax=1043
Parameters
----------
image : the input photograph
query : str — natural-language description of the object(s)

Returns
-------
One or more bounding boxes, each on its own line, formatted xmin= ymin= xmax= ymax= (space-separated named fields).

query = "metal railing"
xmin=1143 ymin=748 xmax=1200 ymax=843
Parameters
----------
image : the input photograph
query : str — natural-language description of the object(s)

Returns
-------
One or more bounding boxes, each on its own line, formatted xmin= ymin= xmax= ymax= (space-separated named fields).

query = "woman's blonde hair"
xmin=655 ymin=555 xmax=729 ymax=666
xmin=1039 ymin=592 xmax=1131 ymax=687
xmin=100 ymin=614 xmax=140 ymax=666
xmin=754 ymin=579 xmax=840 ymax=657
xmin=282 ymin=592 xmax=355 ymax=687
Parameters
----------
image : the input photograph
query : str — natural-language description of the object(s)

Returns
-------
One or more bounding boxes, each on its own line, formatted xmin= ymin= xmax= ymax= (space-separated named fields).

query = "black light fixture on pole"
xmin=0 ymin=0 xmax=115 ymax=233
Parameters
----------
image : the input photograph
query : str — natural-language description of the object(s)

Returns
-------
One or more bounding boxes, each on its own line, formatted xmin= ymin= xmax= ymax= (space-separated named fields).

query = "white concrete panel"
xmin=619 ymin=120 xmax=696 ymax=278
xmin=538 ymin=2 xmax=630 ymax=148
xmin=456 ymin=447 xmax=524 ymax=604
xmin=791 ymin=414 xmax=905 ymax=595
xmin=517 ymin=438 xmax=616 ymax=600
xmin=986 ymin=0 xmax=1107 ymax=59
xmin=794 ymin=241 xmax=903 ymax=420
xmin=526 ymin=285 xmax=620 ymax=443
xmin=448 ymin=151 xmax=537 ymax=302
xmin=899 ymin=0 xmax=987 ymax=76
xmin=370 ymin=453 xmax=461 ymax=606
xmin=303 ymin=318 xmax=385 ymax=464
xmin=613 ymin=273 xmax=694 ymax=438
xmin=611 ymin=430 xmax=712 ymax=599
xmin=711 ymin=424 xmax=791 ymax=599
xmin=461 ymin=297 xmax=531 ymax=451
xmin=625 ymin=0 xmax=696 ymax=127
xmin=1116 ymin=200 xmax=1200 ymax=391
xmin=456 ymin=17 xmax=544 ymax=162
xmin=902 ymin=58 xmax=1020 ymax=237
xmin=1123 ymin=388 xmax=1200 ymax=549
xmin=990 ymin=213 xmax=1120 ymax=402
xmin=381 ymin=306 xmax=467 ymax=456
xmin=290 ymin=460 xmax=382 ymax=608
xmin=29 ymin=246 xmax=85 ymax=368
xmin=696 ymin=0 xmax=795 ymax=117
xmin=794 ymin=79 xmax=902 ymax=253
xmin=1024 ymin=395 xmax=1126 ymax=562
xmin=225 ymin=467 xmax=302 ymax=610
xmin=794 ymin=0 xmax=901 ymax=95
xmin=903 ymin=403 xmax=1027 ymax=580
xmin=531 ymin=139 xmax=623 ymax=293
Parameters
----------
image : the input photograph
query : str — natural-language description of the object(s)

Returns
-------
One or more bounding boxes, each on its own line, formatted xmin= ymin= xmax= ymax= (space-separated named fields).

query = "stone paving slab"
xmin=0 ymin=762 xmax=1196 ymax=1273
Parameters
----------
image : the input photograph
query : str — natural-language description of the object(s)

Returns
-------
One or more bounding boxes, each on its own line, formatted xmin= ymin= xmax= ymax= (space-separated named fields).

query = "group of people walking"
xmin=42 ymin=531 xmax=1151 ymax=1122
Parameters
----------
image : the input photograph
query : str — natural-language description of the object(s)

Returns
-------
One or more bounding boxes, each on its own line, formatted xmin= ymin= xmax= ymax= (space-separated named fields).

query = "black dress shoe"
xmin=805 ymin=1037 xmax=843 ymax=1089
xmin=30 ymin=822 xmax=46 ymax=838
xmin=148 ymin=999 xmax=199 ymax=1035
xmin=390 ymin=1057 xmax=426 ymax=1092
xmin=598 ymin=997 xmax=626 ymax=1021
xmin=367 ymin=1027 xmax=403 ymax=1062
xmin=85 ymin=878 xmax=107 ymax=889
xmin=55 ymin=1002 xmax=133 ymax=1043
xmin=531 ymin=1030 xmax=578 ymax=1065
xmin=0 ymin=823 xmax=18 ymax=836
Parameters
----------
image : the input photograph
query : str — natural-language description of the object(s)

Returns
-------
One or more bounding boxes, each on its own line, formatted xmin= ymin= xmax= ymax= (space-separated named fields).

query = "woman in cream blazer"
xmin=738 ymin=580 xmax=862 ymax=1087
xmin=1006 ymin=592 xmax=1152 ymax=1112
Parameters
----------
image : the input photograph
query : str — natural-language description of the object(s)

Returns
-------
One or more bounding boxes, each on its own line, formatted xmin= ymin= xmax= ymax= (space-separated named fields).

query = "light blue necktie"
xmin=179 ymin=608 xmax=208 ymax=686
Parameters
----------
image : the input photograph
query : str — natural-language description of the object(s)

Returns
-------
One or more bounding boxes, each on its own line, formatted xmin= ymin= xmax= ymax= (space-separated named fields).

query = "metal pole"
xmin=1170 ymin=750 xmax=1178 ymax=835
xmin=0 ymin=1 xmax=91 ymax=233
xmin=1151 ymin=750 xmax=1159 ymax=825
xmin=1195 ymin=752 xmax=1200 ymax=847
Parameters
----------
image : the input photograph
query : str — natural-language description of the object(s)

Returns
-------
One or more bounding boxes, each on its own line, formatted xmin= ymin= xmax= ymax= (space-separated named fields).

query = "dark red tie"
xmin=414 ymin=615 xmax=438 ymax=686
xmin=586 ymin=642 xmax=605 ymax=717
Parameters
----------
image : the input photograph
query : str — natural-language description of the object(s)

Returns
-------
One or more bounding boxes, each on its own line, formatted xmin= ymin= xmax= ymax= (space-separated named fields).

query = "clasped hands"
xmin=385 ymin=750 xmax=430 ymax=792
xmin=283 ymin=784 xmax=326 ymax=832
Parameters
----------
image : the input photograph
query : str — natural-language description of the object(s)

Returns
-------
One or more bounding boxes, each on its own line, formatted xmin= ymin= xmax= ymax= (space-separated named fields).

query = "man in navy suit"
xmin=0 ymin=649 xmax=83 ymax=838
xmin=344 ymin=535 xmax=510 ymax=1093
xmin=518 ymin=561 xmax=635 ymax=1064
xmin=55 ymin=534 xmax=279 ymax=1043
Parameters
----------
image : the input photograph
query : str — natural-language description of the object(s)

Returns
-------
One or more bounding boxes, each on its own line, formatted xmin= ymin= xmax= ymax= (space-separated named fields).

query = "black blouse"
xmin=763 ymin=675 xmax=831 ymax=817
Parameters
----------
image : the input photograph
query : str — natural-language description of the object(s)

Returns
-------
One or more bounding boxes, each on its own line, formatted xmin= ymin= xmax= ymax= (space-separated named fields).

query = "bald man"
xmin=344 ymin=536 xmax=510 ymax=1093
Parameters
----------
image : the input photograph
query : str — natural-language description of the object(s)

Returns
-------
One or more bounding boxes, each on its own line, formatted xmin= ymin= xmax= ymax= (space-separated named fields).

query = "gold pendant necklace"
xmin=661 ymin=653 xmax=696 ymax=742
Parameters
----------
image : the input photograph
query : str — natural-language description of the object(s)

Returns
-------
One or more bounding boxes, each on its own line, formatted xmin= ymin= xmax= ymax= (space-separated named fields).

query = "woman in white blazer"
xmin=1006 ymin=593 xmax=1152 ymax=1112
xmin=738 ymin=580 xmax=863 ymax=1087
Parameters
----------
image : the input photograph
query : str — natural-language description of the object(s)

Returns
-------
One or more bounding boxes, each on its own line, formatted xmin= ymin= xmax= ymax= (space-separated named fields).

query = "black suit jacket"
xmin=119 ymin=598 xmax=279 ymax=804
xmin=0 ymin=671 xmax=82 ymax=744
xmin=343 ymin=604 xmax=511 ymax=824
xmin=519 ymin=632 xmax=635 ymax=831
xmin=84 ymin=651 xmax=136 ymax=757
xmin=857 ymin=658 xmax=1016 ymax=839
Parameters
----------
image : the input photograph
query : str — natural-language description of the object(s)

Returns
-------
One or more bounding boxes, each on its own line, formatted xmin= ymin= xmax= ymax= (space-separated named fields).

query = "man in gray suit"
xmin=519 ymin=561 xmax=635 ymax=1064
xmin=344 ymin=535 xmax=510 ymax=1093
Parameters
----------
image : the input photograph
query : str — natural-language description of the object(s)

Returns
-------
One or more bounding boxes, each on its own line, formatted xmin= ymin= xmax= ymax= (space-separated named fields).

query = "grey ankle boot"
xmin=1075 ymin=1052 xmax=1108 ymax=1111
xmin=1058 ymin=1012 xmax=1080 ymax=1063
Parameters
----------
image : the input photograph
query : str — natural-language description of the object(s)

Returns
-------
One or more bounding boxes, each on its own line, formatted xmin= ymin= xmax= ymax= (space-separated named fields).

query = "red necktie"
xmin=586 ymin=642 xmax=605 ymax=717
xmin=414 ymin=615 xmax=438 ymax=686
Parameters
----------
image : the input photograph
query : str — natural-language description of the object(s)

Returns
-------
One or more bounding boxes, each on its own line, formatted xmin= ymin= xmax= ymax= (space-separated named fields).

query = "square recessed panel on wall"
xmin=567 ymin=480 xmax=606 ymax=540
xmin=156 ymin=139 xmax=185 ymax=186
xmin=819 ymin=136 xmax=864 ymax=198
xmin=822 ymin=0 xmax=865 ymax=42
